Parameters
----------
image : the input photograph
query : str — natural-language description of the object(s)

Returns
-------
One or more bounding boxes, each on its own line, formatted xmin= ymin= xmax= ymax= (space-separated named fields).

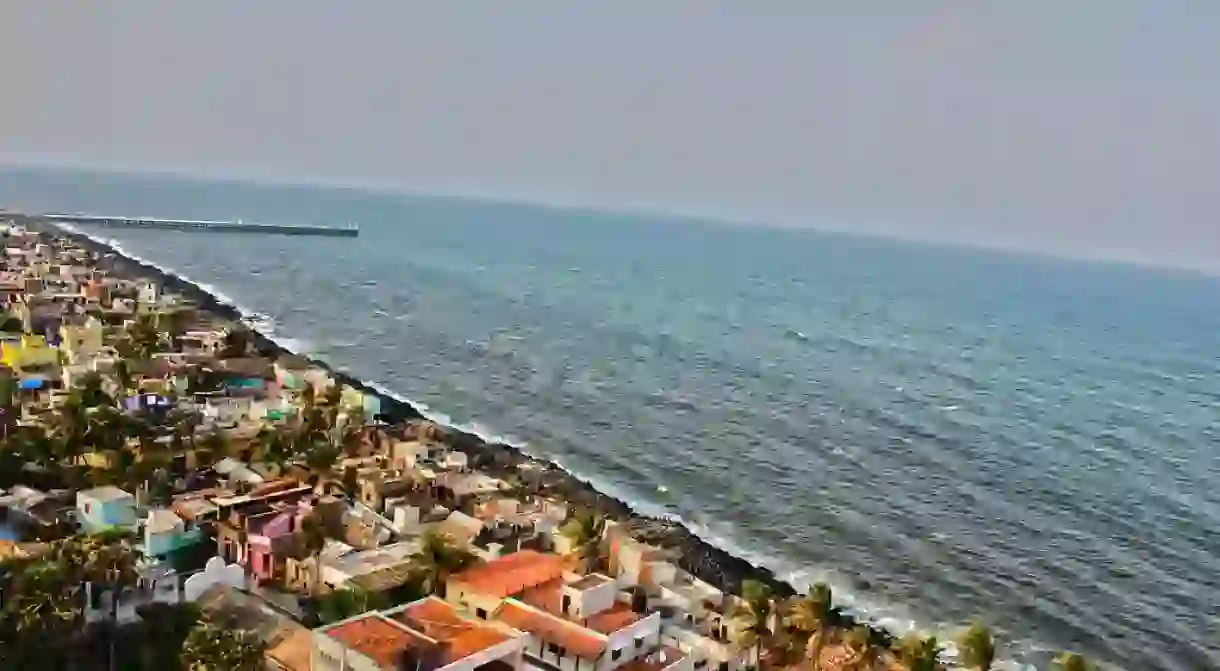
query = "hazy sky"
xmin=2 ymin=2 xmax=1218 ymax=270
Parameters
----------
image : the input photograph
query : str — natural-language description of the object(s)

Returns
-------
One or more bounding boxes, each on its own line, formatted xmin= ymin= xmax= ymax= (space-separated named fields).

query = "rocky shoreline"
xmin=41 ymin=222 xmax=800 ymax=603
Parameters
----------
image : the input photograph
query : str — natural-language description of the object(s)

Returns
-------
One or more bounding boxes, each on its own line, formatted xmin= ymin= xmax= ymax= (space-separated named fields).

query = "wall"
xmin=448 ymin=583 xmax=508 ymax=621
xmin=600 ymin=612 xmax=662 ymax=671
xmin=436 ymin=634 xmax=525 ymax=671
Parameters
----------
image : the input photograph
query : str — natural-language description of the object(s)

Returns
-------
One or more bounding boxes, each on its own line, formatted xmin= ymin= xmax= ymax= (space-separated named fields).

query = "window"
xmin=612 ymin=649 xmax=622 ymax=661
xmin=548 ymin=643 xmax=561 ymax=656
xmin=635 ymin=638 xmax=644 ymax=649
xmin=476 ymin=608 xmax=487 ymax=620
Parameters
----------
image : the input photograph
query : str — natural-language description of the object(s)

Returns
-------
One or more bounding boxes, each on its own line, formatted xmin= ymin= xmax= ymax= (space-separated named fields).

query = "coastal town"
xmin=0 ymin=219 xmax=1085 ymax=671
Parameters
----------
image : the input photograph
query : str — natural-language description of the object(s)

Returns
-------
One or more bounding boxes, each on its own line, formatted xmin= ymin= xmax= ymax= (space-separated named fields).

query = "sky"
xmin=1 ymin=2 xmax=1218 ymax=271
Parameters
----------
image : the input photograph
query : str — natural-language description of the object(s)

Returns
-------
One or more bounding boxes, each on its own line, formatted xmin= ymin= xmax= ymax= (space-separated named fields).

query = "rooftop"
xmin=619 ymin=647 xmax=687 ymax=671
xmin=78 ymin=485 xmax=133 ymax=503
xmin=392 ymin=597 xmax=513 ymax=664
xmin=325 ymin=614 xmax=428 ymax=670
xmin=569 ymin=574 xmax=615 ymax=591
xmin=451 ymin=550 xmax=566 ymax=599
xmin=495 ymin=601 xmax=606 ymax=661
xmin=520 ymin=580 xmax=642 ymax=635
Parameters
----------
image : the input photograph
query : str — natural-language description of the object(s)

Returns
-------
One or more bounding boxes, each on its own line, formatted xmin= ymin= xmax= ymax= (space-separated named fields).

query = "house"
xmin=312 ymin=597 xmax=526 ymax=671
xmin=447 ymin=550 xmax=567 ymax=620
xmin=0 ymin=333 xmax=59 ymax=370
xmin=311 ymin=540 xmax=421 ymax=596
xmin=196 ymin=583 xmax=313 ymax=671
xmin=58 ymin=314 xmax=104 ymax=364
xmin=494 ymin=594 xmax=662 ymax=671
xmin=388 ymin=440 xmax=432 ymax=471
xmin=358 ymin=469 xmax=417 ymax=514
xmin=213 ymin=484 xmax=317 ymax=576
xmin=77 ymin=485 xmax=138 ymax=534
xmin=607 ymin=531 xmax=680 ymax=592
xmin=142 ymin=508 xmax=204 ymax=559
xmin=433 ymin=472 xmax=506 ymax=506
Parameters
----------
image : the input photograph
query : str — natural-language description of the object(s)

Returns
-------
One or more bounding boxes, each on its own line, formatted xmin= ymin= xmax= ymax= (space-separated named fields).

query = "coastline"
xmin=39 ymin=223 xmax=825 ymax=618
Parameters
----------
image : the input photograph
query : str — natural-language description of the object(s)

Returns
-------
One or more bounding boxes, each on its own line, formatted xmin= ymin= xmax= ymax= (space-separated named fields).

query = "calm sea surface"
xmin=2 ymin=168 xmax=1218 ymax=670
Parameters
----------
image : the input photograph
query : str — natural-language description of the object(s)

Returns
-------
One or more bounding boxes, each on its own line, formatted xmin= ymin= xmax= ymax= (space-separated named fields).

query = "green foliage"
xmin=314 ymin=586 xmax=389 ymax=625
xmin=410 ymin=530 xmax=477 ymax=597
xmin=181 ymin=614 xmax=267 ymax=671
xmin=958 ymin=623 xmax=997 ymax=671
xmin=899 ymin=633 xmax=941 ymax=671
xmin=558 ymin=509 xmax=606 ymax=572
xmin=1052 ymin=652 xmax=1096 ymax=671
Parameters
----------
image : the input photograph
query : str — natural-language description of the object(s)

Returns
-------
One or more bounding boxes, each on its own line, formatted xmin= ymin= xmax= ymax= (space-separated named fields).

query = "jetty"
xmin=20 ymin=212 xmax=358 ymax=238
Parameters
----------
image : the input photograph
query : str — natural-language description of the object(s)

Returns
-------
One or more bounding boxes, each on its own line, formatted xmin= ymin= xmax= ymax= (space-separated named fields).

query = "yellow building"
xmin=1 ymin=333 xmax=60 ymax=370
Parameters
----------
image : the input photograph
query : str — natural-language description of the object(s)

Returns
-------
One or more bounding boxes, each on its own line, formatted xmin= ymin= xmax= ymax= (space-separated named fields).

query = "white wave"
xmin=53 ymin=222 xmax=315 ymax=354
xmin=54 ymin=221 xmax=1035 ymax=668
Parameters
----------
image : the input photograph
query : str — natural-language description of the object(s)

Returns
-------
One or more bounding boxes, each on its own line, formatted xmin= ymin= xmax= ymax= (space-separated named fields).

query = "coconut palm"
xmin=730 ymin=579 xmax=776 ymax=667
xmin=898 ymin=633 xmax=940 ymax=671
xmin=558 ymin=509 xmax=607 ymax=573
xmin=843 ymin=625 xmax=883 ymax=671
xmin=410 ymin=529 xmax=477 ymax=597
xmin=786 ymin=582 xmax=836 ymax=669
xmin=958 ymin=623 xmax=996 ymax=671
xmin=298 ymin=509 xmax=329 ymax=596
xmin=1052 ymin=652 xmax=1096 ymax=671
xmin=181 ymin=615 xmax=266 ymax=671
xmin=121 ymin=313 xmax=169 ymax=361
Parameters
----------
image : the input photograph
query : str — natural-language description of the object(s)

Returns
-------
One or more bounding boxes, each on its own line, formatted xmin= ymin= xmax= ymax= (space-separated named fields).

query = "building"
xmin=143 ymin=508 xmax=204 ymax=559
xmin=196 ymin=583 xmax=313 ymax=671
xmin=447 ymin=551 xmax=567 ymax=619
xmin=312 ymin=596 xmax=525 ymax=671
xmin=76 ymin=485 xmax=138 ymax=534
xmin=498 ymin=573 xmax=664 ymax=671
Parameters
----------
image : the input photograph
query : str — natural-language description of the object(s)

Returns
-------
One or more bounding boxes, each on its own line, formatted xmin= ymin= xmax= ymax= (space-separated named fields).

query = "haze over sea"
xmin=3 ymin=167 xmax=1218 ymax=670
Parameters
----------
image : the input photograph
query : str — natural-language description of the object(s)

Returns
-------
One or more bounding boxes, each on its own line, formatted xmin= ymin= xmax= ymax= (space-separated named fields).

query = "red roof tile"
xmin=394 ymin=597 xmax=513 ymax=664
xmin=451 ymin=550 xmax=565 ymax=599
xmin=325 ymin=614 xmax=428 ymax=669
xmin=496 ymin=601 xmax=606 ymax=661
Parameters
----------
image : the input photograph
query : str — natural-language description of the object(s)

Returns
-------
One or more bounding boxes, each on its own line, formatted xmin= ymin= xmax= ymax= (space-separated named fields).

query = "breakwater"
xmin=29 ymin=212 xmax=358 ymax=238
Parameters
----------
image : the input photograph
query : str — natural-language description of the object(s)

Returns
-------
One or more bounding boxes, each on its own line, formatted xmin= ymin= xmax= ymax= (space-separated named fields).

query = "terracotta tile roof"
xmin=519 ymin=579 xmax=641 ymax=635
xmin=325 ymin=614 xmax=428 ymax=669
xmin=584 ymin=602 xmax=642 ymax=635
xmin=495 ymin=601 xmax=607 ymax=661
xmin=394 ymin=597 xmax=513 ymax=664
xmin=450 ymin=550 xmax=565 ymax=598
xmin=520 ymin=579 xmax=564 ymax=614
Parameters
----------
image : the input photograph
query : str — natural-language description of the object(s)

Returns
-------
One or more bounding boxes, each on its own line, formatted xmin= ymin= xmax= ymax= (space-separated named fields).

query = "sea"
xmin=1 ymin=167 xmax=1217 ymax=671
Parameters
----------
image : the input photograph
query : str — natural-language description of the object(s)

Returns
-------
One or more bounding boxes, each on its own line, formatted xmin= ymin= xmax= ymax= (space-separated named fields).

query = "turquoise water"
xmin=2 ymin=167 xmax=1218 ymax=670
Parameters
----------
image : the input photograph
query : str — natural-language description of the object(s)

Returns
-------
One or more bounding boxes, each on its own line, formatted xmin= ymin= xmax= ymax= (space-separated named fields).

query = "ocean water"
xmin=3 ymin=167 xmax=1219 ymax=670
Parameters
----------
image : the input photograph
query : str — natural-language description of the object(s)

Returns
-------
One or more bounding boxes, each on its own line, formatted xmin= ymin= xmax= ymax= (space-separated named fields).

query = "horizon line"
xmin=1 ymin=154 xmax=1216 ymax=281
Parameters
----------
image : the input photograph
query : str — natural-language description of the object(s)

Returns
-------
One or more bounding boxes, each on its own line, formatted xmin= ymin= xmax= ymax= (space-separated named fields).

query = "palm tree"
xmin=120 ymin=313 xmax=168 ymax=361
xmin=0 ymin=558 xmax=82 ymax=668
xmin=558 ymin=509 xmax=607 ymax=573
xmin=181 ymin=615 xmax=266 ymax=671
xmin=958 ymin=623 xmax=996 ymax=671
xmin=1052 ymin=652 xmax=1096 ymax=671
xmin=898 ymin=633 xmax=940 ymax=671
xmin=842 ymin=625 xmax=882 ymax=671
xmin=730 ymin=579 xmax=775 ymax=667
xmin=785 ymin=582 xmax=835 ymax=669
xmin=410 ymin=530 xmax=477 ymax=597
xmin=298 ymin=510 xmax=329 ymax=596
